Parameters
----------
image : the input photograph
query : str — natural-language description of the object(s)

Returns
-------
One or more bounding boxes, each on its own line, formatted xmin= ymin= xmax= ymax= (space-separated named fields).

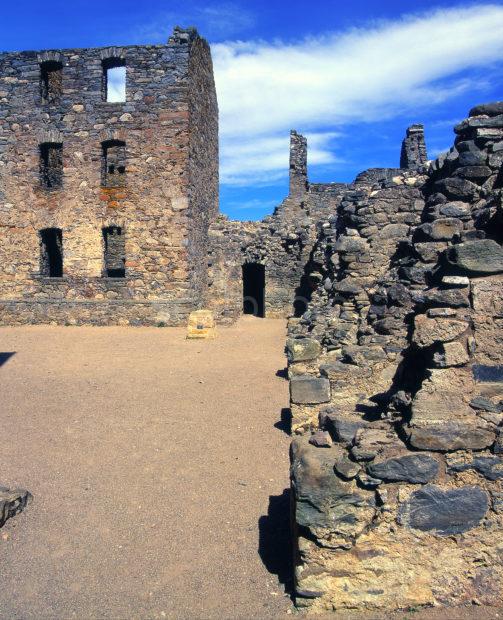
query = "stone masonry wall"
xmin=0 ymin=27 xmax=218 ymax=325
xmin=287 ymin=103 xmax=503 ymax=612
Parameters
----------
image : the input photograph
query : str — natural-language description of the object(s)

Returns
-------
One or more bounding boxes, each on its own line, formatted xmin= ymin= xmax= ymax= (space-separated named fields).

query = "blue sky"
xmin=2 ymin=1 xmax=503 ymax=220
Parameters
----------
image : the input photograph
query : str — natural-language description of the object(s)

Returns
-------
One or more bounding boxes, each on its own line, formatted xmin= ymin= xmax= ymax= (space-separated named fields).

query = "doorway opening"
xmin=243 ymin=263 xmax=265 ymax=317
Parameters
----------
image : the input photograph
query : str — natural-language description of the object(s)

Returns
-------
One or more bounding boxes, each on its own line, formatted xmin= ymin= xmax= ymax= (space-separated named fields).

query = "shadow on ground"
xmin=274 ymin=408 xmax=291 ymax=434
xmin=276 ymin=368 xmax=288 ymax=380
xmin=0 ymin=352 xmax=15 ymax=367
xmin=258 ymin=488 xmax=293 ymax=595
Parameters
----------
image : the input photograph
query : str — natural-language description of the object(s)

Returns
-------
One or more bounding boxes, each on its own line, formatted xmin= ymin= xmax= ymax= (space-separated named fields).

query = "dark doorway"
xmin=243 ymin=263 xmax=265 ymax=317
xmin=40 ymin=228 xmax=63 ymax=277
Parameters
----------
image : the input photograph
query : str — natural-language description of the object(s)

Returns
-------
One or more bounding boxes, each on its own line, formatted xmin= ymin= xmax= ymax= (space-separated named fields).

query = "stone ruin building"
xmin=3 ymin=26 xmax=503 ymax=614
xmin=0 ymin=27 xmax=218 ymax=325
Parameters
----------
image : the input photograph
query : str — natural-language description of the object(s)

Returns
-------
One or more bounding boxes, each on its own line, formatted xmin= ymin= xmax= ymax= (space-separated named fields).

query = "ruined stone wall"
xmin=208 ymin=133 xmax=349 ymax=321
xmin=287 ymin=105 xmax=503 ymax=612
xmin=0 ymin=27 xmax=218 ymax=325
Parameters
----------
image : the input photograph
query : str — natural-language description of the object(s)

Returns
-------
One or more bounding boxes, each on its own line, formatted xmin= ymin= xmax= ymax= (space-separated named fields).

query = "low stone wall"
xmin=0 ymin=298 xmax=196 ymax=326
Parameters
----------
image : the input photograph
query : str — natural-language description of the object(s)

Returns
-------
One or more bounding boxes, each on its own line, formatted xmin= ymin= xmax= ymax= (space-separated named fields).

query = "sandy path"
xmin=0 ymin=317 xmax=292 ymax=619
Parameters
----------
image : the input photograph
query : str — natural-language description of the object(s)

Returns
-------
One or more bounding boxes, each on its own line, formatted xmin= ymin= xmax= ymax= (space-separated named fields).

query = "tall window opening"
xmin=40 ymin=228 xmax=63 ymax=277
xmin=242 ymin=263 xmax=265 ymax=317
xmin=102 ymin=58 xmax=126 ymax=102
xmin=101 ymin=140 xmax=126 ymax=187
xmin=40 ymin=142 xmax=63 ymax=189
xmin=103 ymin=226 xmax=126 ymax=278
xmin=40 ymin=61 xmax=63 ymax=103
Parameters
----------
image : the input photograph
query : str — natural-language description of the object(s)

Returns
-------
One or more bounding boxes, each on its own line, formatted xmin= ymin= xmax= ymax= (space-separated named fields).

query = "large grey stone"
xmin=290 ymin=375 xmax=330 ymax=404
xmin=398 ymin=485 xmax=488 ymax=535
xmin=407 ymin=420 xmax=495 ymax=452
xmin=367 ymin=454 xmax=439 ymax=484
xmin=446 ymin=239 xmax=503 ymax=275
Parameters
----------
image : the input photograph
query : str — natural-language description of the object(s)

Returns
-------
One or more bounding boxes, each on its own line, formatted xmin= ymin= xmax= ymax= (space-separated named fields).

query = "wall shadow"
xmin=0 ymin=352 xmax=15 ymax=367
xmin=258 ymin=488 xmax=293 ymax=595
xmin=274 ymin=408 xmax=291 ymax=434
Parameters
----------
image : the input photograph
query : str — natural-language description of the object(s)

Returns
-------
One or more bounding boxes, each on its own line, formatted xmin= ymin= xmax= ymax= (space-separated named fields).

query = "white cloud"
xmin=214 ymin=4 xmax=503 ymax=185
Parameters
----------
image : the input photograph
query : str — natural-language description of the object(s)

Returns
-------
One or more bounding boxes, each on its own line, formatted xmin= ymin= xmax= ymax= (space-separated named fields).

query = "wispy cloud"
xmin=132 ymin=2 xmax=254 ymax=44
xmin=214 ymin=4 xmax=503 ymax=186
xmin=221 ymin=131 xmax=341 ymax=186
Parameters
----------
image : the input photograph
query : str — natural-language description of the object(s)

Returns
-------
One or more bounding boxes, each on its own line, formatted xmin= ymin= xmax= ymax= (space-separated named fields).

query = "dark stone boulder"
xmin=434 ymin=178 xmax=480 ymax=201
xmin=367 ymin=453 xmax=439 ymax=484
xmin=446 ymin=239 xmax=503 ymax=275
xmin=398 ymin=485 xmax=488 ymax=535
xmin=469 ymin=101 xmax=503 ymax=118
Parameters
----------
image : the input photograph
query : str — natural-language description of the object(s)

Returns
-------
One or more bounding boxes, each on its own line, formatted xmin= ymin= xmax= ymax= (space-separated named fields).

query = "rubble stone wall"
xmin=0 ymin=27 xmax=218 ymax=325
xmin=287 ymin=103 xmax=503 ymax=612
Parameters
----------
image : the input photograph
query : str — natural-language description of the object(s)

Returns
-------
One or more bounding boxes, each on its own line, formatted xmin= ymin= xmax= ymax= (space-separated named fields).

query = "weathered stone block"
xmin=290 ymin=375 xmax=330 ymax=404
xmin=398 ymin=485 xmax=488 ymax=535
xmin=412 ymin=314 xmax=468 ymax=348
xmin=407 ymin=420 xmax=495 ymax=451
xmin=186 ymin=309 xmax=216 ymax=339
xmin=446 ymin=239 xmax=503 ymax=275
xmin=286 ymin=337 xmax=321 ymax=362
xmin=367 ymin=454 xmax=439 ymax=484
xmin=433 ymin=341 xmax=469 ymax=367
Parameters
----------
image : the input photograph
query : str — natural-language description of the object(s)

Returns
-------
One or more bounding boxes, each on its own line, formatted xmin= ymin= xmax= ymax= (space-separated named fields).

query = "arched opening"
xmin=39 ymin=228 xmax=63 ymax=277
xmin=242 ymin=263 xmax=265 ymax=317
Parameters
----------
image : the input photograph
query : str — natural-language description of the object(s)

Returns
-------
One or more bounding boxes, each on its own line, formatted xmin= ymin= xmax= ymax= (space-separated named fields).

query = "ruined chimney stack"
xmin=289 ymin=130 xmax=308 ymax=197
xmin=400 ymin=124 xmax=427 ymax=170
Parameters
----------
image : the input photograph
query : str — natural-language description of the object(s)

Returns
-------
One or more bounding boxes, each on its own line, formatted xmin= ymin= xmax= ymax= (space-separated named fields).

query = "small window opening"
xmin=40 ymin=61 xmax=63 ymax=103
xmin=102 ymin=58 xmax=126 ymax=102
xmin=40 ymin=142 xmax=63 ymax=189
xmin=101 ymin=140 xmax=126 ymax=187
xmin=40 ymin=228 xmax=63 ymax=277
xmin=103 ymin=226 xmax=126 ymax=278
xmin=242 ymin=263 xmax=265 ymax=317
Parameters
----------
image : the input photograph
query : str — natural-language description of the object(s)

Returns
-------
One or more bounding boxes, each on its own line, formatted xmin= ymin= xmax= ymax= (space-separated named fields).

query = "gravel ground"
xmin=0 ymin=317 xmax=292 ymax=619
xmin=0 ymin=317 xmax=501 ymax=620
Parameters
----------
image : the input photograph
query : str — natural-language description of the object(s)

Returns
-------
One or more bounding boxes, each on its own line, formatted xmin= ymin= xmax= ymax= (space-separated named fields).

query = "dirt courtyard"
xmin=0 ymin=317 xmax=293 ymax=619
